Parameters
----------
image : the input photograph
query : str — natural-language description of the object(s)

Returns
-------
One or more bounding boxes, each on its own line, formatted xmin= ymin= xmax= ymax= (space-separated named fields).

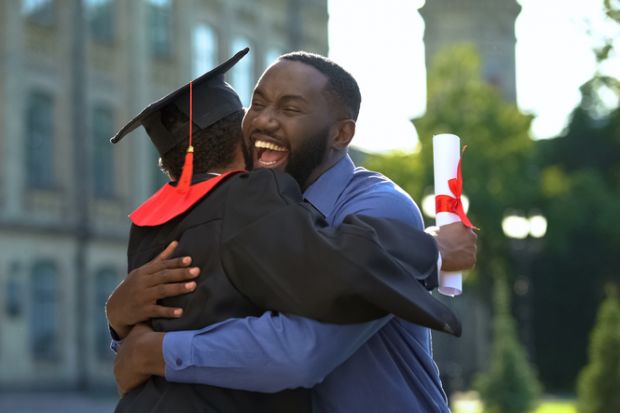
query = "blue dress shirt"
xmin=162 ymin=155 xmax=450 ymax=412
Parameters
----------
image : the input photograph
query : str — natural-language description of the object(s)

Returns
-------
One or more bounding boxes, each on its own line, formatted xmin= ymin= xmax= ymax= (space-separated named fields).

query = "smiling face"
xmin=242 ymin=59 xmax=346 ymax=188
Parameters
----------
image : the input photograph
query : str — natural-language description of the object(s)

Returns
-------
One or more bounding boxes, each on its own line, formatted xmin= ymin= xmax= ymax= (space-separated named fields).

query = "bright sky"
xmin=328 ymin=0 xmax=620 ymax=153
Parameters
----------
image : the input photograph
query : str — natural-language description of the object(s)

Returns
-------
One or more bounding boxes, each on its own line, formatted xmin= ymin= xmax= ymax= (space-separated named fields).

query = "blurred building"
xmin=0 ymin=0 xmax=327 ymax=391
xmin=420 ymin=0 xmax=520 ymax=102
xmin=420 ymin=0 xmax=521 ymax=394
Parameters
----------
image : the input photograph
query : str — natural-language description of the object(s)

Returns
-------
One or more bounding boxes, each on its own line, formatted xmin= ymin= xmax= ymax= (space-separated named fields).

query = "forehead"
xmin=254 ymin=60 xmax=329 ymax=102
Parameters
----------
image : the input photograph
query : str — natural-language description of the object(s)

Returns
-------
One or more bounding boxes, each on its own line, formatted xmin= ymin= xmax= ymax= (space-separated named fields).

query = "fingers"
xmin=148 ymin=304 xmax=184 ymax=319
xmin=153 ymin=255 xmax=193 ymax=273
xmin=151 ymin=280 xmax=197 ymax=300
xmin=145 ymin=267 xmax=200 ymax=288
xmin=156 ymin=241 xmax=179 ymax=261
xmin=425 ymin=226 xmax=439 ymax=236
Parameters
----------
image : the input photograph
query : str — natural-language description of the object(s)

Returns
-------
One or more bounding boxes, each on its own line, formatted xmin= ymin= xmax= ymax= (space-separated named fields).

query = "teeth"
xmin=255 ymin=140 xmax=287 ymax=152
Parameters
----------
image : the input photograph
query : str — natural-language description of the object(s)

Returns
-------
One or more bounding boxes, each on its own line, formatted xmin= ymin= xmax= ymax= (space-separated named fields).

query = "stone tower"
xmin=420 ymin=0 xmax=521 ymax=102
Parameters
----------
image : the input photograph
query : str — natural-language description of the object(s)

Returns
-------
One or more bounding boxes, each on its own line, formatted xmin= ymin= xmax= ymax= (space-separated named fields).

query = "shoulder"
xmin=340 ymin=167 xmax=424 ymax=230
xmin=224 ymin=169 xmax=304 ymax=210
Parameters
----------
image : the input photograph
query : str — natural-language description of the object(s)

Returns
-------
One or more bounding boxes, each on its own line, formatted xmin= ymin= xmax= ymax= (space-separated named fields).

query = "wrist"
xmin=109 ymin=322 xmax=131 ymax=340
xmin=137 ymin=331 xmax=166 ymax=377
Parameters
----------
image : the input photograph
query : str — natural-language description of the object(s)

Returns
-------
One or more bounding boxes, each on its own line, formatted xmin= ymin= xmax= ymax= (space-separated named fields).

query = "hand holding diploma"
xmin=432 ymin=134 xmax=478 ymax=296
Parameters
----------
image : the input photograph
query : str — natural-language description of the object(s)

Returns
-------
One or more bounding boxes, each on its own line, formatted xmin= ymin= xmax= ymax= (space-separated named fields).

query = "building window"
xmin=85 ymin=0 xmax=115 ymax=43
xmin=230 ymin=36 xmax=253 ymax=106
xmin=30 ymin=261 xmax=60 ymax=362
xmin=6 ymin=273 xmax=23 ymax=318
xmin=94 ymin=268 xmax=118 ymax=361
xmin=25 ymin=91 xmax=55 ymax=189
xmin=148 ymin=0 xmax=173 ymax=58
xmin=22 ymin=0 xmax=55 ymax=25
xmin=92 ymin=105 xmax=116 ymax=197
xmin=192 ymin=23 xmax=217 ymax=78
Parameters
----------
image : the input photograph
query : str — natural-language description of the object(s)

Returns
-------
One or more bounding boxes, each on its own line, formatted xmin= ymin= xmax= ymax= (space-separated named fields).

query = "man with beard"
xmin=110 ymin=51 xmax=477 ymax=412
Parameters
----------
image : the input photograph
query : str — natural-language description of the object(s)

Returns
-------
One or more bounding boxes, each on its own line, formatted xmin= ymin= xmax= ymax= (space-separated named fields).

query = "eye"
xmin=250 ymin=100 xmax=265 ymax=110
xmin=282 ymin=106 xmax=301 ymax=114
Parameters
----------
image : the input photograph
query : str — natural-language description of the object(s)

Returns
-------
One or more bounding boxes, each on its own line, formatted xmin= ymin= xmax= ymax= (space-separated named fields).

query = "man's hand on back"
xmin=114 ymin=323 xmax=165 ymax=396
xmin=427 ymin=222 xmax=478 ymax=271
xmin=105 ymin=241 xmax=200 ymax=339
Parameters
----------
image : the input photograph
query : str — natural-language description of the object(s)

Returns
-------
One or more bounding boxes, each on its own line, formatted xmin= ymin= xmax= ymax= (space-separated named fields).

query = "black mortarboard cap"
xmin=110 ymin=47 xmax=249 ymax=156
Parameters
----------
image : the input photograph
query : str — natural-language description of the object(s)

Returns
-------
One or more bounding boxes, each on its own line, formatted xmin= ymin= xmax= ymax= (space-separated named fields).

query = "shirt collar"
xmin=303 ymin=154 xmax=355 ymax=219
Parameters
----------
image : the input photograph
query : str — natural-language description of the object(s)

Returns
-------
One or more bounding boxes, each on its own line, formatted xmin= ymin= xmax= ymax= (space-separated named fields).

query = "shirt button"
xmin=176 ymin=358 xmax=183 ymax=366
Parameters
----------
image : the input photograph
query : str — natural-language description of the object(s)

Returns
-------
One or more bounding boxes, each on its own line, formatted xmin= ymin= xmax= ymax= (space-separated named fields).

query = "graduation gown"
xmin=115 ymin=169 xmax=460 ymax=413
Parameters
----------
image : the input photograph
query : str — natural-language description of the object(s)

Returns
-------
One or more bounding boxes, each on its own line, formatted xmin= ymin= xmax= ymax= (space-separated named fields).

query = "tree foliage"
xmin=367 ymin=44 xmax=537 ymax=292
xmin=576 ymin=287 xmax=620 ymax=413
xmin=365 ymin=2 xmax=620 ymax=392
xmin=530 ymin=0 xmax=620 ymax=386
xmin=475 ymin=275 xmax=541 ymax=413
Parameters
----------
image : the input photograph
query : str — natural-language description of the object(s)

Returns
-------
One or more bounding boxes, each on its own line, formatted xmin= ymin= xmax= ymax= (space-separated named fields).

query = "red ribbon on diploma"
xmin=435 ymin=148 xmax=477 ymax=229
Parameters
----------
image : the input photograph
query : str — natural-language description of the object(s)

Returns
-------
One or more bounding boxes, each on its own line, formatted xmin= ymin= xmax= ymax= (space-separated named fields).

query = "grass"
xmin=452 ymin=396 xmax=577 ymax=413
xmin=532 ymin=401 xmax=577 ymax=413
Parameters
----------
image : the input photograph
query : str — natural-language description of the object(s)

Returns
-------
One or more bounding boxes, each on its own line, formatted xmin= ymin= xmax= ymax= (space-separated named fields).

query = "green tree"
xmin=475 ymin=275 xmax=542 ymax=413
xmin=576 ymin=286 xmax=620 ymax=413
xmin=367 ymin=43 xmax=537 ymax=292
xmin=530 ymin=0 xmax=620 ymax=387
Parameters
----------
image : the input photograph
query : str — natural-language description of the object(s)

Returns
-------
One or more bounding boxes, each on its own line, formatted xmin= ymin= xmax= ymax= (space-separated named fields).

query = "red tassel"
xmin=178 ymin=80 xmax=194 ymax=194
xmin=177 ymin=146 xmax=194 ymax=194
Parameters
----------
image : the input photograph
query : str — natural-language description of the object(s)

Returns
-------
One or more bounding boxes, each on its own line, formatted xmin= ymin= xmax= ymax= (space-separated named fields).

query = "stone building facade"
xmin=420 ymin=0 xmax=520 ymax=102
xmin=0 ymin=0 xmax=327 ymax=390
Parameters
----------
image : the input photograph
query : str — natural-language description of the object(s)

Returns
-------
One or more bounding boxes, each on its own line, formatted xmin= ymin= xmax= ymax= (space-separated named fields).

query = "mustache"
xmin=248 ymin=131 xmax=287 ymax=146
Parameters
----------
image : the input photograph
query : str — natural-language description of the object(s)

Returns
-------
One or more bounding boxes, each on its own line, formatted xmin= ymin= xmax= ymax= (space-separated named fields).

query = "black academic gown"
xmin=114 ymin=169 xmax=460 ymax=413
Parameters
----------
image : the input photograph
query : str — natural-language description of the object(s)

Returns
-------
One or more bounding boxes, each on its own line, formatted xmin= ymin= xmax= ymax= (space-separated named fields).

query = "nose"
xmin=250 ymin=105 xmax=279 ymax=132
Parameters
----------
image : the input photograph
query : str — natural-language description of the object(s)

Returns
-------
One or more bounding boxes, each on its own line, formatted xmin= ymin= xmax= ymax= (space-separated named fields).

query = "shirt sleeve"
xmin=164 ymin=312 xmax=390 ymax=391
xmin=163 ymin=170 xmax=440 ymax=391
xmin=340 ymin=188 xmax=440 ymax=290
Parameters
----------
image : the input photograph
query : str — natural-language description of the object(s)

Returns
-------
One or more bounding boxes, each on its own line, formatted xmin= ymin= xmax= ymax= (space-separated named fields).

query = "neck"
xmin=302 ymin=150 xmax=346 ymax=190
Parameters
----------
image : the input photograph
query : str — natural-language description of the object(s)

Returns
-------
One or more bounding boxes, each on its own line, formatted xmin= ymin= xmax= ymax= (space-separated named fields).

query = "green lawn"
xmin=452 ymin=399 xmax=577 ymax=413
xmin=532 ymin=401 xmax=577 ymax=413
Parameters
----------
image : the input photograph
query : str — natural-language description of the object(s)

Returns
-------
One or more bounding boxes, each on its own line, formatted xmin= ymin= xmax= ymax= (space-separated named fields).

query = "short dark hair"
xmin=279 ymin=51 xmax=361 ymax=120
xmin=159 ymin=109 xmax=244 ymax=180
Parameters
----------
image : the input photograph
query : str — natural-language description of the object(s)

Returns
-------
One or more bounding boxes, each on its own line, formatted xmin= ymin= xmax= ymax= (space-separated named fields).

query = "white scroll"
xmin=433 ymin=133 xmax=463 ymax=296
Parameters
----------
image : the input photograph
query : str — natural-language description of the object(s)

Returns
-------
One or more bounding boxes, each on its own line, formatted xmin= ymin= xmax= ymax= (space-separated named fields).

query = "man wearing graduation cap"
xmin=107 ymin=48 xmax=465 ymax=412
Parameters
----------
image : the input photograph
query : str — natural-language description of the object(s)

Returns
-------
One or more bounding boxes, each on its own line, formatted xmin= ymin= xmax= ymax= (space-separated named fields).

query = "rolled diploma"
xmin=433 ymin=134 xmax=463 ymax=296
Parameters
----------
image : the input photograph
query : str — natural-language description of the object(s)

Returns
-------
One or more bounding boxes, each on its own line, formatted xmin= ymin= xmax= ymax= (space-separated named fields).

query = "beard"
xmin=285 ymin=128 xmax=329 ymax=189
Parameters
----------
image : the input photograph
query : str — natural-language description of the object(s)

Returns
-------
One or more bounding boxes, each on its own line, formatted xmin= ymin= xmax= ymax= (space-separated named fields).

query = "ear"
xmin=329 ymin=119 xmax=356 ymax=150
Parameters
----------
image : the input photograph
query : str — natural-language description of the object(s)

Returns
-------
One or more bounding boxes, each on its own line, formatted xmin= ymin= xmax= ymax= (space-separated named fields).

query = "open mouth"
xmin=253 ymin=138 xmax=289 ymax=169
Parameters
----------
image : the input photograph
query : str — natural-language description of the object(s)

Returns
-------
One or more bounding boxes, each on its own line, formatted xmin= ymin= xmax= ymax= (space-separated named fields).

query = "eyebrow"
xmin=280 ymin=95 xmax=309 ymax=105
xmin=251 ymin=88 xmax=308 ymax=104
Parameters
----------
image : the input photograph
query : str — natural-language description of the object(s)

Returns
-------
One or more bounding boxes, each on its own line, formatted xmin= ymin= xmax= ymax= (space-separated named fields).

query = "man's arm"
xmin=216 ymin=170 xmax=458 ymax=332
xmin=115 ymin=312 xmax=388 ymax=394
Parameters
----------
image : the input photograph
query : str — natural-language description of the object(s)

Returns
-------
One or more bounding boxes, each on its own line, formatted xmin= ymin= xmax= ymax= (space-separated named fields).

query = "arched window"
xmin=230 ymin=36 xmax=254 ymax=106
xmin=21 ymin=0 xmax=55 ymax=25
xmin=25 ymin=91 xmax=55 ymax=189
xmin=94 ymin=267 xmax=118 ymax=361
xmin=92 ymin=105 xmax=115 ymax=197
xmin=264 ymin=47 xmax=282 ymax=71
xmin=30 ymin=261 xmax=60 ymax=361
xmin=85 ymin=0 xmax=115 ymax=43
xmin=193 ymin=23 xmax=218 ymax=78
xmin=148 ymin=0 xmax=173 ymax=58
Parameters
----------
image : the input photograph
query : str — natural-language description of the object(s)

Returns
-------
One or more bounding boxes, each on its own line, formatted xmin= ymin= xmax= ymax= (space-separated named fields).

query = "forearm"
xmin=113 ymin=324 xmax=166 ymax=395
xmin=136 ymin=331 xmax=166 ymax=377
xmin=163 ymin=312 xmax=391 ymax=392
